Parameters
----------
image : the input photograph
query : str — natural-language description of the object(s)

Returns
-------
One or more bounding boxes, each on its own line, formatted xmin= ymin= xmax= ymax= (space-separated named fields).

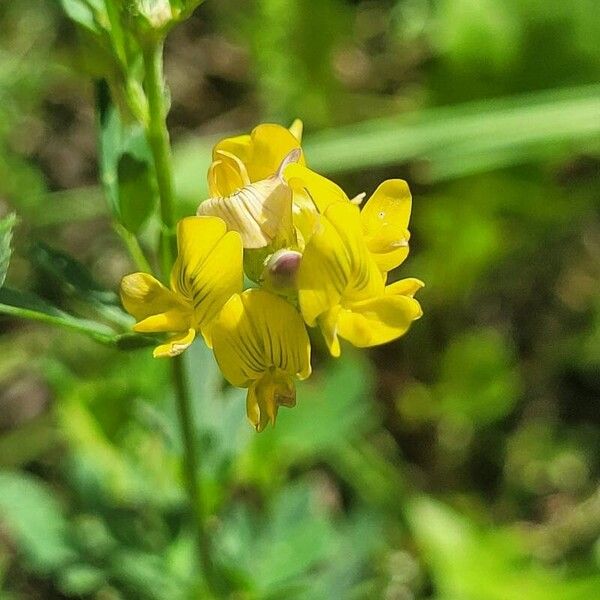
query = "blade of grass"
xmin=173 ymin=84 xmax=600 ymax=200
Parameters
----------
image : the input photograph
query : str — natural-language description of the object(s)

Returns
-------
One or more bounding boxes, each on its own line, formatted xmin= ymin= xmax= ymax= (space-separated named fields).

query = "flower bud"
xmin=134 ymin=0 xmax=173 ymax=30
xmin=261 ymin=249 xmax=303 ymax=293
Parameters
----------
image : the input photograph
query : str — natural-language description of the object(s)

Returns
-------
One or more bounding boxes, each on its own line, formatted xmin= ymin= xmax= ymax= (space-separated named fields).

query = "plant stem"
xmin=114 ymin=223 xmax=153 ymax=274
xmin=0 ymin=293 xmax=116 ymax=344
xmin=143 ymin=41 xmax=177 ymax=281
xmin=142 ymin=39 xmax=220 ymax=595
xmin=171 ymin=355 xmax=219 ymax=592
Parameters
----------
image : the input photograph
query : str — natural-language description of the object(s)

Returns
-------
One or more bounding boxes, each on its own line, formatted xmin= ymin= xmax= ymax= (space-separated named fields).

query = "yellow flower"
xmin=297 ymin=201 xmax=422 ymax=357
xmin=211 ymin=289 xmax=311 ymax=432
xmin=120 ymin=216 xmax=243 ymax=357
xmin=197 ymin=122 xmax=305 ymax=250
xmin=287 ymin=164 xmax=412 ymax=271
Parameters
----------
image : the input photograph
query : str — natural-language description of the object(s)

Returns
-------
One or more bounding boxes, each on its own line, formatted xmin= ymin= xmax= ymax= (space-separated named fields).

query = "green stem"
xmin=114 ymin=223 xmax=153 ymax=274
xmin=0 ymin=297 xmax=115 ymax=345
xmin=143 ymin=41 xmax=177 ymax=280
xmin=142 ymin=40 xmax=220 ymax=595
xmin=171 ymin=355 xmax=219 ymax=593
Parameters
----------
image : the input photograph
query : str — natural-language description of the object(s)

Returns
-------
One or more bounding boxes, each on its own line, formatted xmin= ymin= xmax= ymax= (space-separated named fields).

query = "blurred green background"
xmin=1 ymin=0 xmax=599 ymax=598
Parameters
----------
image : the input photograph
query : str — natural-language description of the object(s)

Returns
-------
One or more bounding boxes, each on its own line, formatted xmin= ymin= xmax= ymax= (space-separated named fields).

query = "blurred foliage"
xmin=0 ymin=0 xmax=599 ymax=598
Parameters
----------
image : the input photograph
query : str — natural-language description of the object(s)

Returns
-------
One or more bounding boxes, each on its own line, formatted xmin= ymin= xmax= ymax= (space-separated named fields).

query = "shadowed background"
xmin=0 ymin=0 xmax=599 ymax=598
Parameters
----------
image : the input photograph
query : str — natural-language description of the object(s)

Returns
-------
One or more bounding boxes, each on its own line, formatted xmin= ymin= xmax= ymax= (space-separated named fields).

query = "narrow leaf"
xmin=0 ymin=212 xmax=17 ymax=288
xmin=97 ymin=82 xmax=157 ymax=233
xmin=117 ymin=152 xmax=156 ymax=233
xmin=59 ymin=0 xmax=105 ymax=35
xmin=0 ymin=287 xmax=115 ymax=343
xmin=30 ymin=242 xmax=119 ymax=306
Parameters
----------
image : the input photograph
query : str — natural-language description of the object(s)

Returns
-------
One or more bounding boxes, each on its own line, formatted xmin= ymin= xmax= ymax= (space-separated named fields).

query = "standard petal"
xmin=243 ymin=290 xmax=312 ymax=381
xmin=297 ymin=215 xmax=350 ymax=326
xmin=211 ymin=294 xmax=261 ymax=387
xmin=171 ymin=216 xmax=239 ymax=298
xmin=336 ymin=294 xmax=423 ymax=348
xmin=121 ymin=272 xmax=190 ymax=331
xmin=153 ymin=328 xmax=196 ymax=358
xmin=361 ymin=179 xmax=412 ymax=271
xmin=245 ymin=123 xmax=304 ymax=181
xmin=285 ymin=163 xmax=349 ymax=214
xmin=193 ymin=231 xmax=244 ymax=343
xmin=212 ymin=133 xmax=252 ymax=167
xmin=212 ymin=290 xmax=311 ymax=389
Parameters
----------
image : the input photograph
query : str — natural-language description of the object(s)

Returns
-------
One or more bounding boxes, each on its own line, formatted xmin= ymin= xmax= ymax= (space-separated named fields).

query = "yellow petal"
xmin=285 ymin=163 xmax=349 ymax=214
xmin=324 ymin=202 xmax=384 ymax=301
xmin=371 ymin=244 xmax=410 ymax=273
xmin=121 ymin=272 xmax=191 ymax=332
xmin=361 ymin=179 xmax=412 ymax=271
xmin=318 ymin=306 xmax=342 ymax=358
xmin=298 ymin=201 xmax=384 ymax=326
xmin=212 ymin=133 xmax=252 ymax=168
xmin=207 ymin=150 xmax=251 ymax=197
xmin=245 ymin=123 xmax=304 ymax=182
xmin=297 ymin=215 xmax=350 ymax=326
xmin=246 ymin=369 xmax=297 ymax=432
xmin=198 ymin=170 xmax=295 ymax=249
xmin=385 ymin=277 xmax=424 ymax=297
xmin=194 ymin=232 xmax=244 ymax=344
xmin=171 ymin=216 xmax=243 ymax=332
xmin=336 ymin=294 xmax=423 ymax=349
xmin=153 ymin=328 xmax=196 ymax=358
xmin=289 ymin=118 xmax=303 ymax=142
xmin=211 ymin=289 xmax=311 ymax=388
xmin=133 ymin=310 xmax=191 ymax=334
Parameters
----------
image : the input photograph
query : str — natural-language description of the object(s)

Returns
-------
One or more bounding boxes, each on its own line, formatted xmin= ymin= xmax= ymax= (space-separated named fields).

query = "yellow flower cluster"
xmin=120 ymin=121 xmax=423 ymax=431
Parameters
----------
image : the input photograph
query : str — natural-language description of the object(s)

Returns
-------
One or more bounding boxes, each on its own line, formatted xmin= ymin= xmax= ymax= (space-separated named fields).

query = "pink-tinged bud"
xmin=262 ymin=249 xmax=303 ymax=292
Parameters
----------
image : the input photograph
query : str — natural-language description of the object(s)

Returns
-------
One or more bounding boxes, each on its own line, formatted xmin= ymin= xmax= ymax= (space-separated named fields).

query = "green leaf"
xmin=30 ymin=241 xmax=119 ymax=306
xmin=109 ymin=549 xmax=187 ymax=600
xmin=301 ymin=84 xmax=600 ymax=181
xmin=0 ymin=287 xmax=115 ymax=343
xmin=97 ymin=81 xmax=157 ymax=233
xmin=0 ymin=471 xmax=76 ymax=574
xmin=59 ymin=0 xmax=105 ymax=35
xmin=0 ymin=286 xmax=157 ymax=349
xmin=407 ymin=497 xmax=600 ymax=600
xmin=57 ymin=564 xmax=107 ymax=596
xmin=117 ymin=152 xmax=156 ymax=232
xmin=173 ymin=84 xmax=600 ymax=205
xmin=0 ymin=212 xmax=16 ymax=288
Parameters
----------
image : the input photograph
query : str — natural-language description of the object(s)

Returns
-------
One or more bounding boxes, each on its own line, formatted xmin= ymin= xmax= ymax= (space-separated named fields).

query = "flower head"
xmin=211 ymin=289 xmax=311 ymax=431
xmin=120 ymin=216 xmax=243 ymax=357
xmin=121 ymin=119 xmax=423 ymax=432
xmin=297 ymin=201 xmax=422 ymax=357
